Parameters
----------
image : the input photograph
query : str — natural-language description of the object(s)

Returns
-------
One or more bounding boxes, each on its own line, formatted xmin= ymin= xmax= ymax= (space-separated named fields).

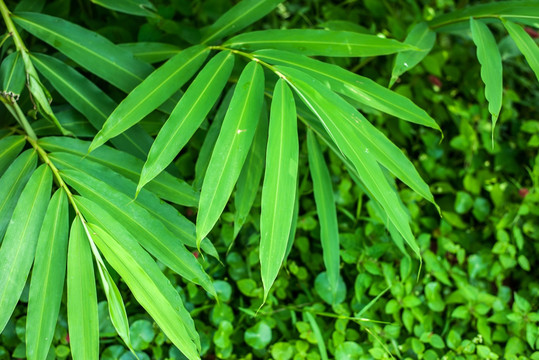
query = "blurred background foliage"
xmin=1 ymin=0 xmax=538 ymax=359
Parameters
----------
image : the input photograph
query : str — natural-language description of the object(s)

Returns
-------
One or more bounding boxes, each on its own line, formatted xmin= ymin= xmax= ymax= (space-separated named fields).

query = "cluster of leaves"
xmin=0 ymin=0 xmax=538 ymax=359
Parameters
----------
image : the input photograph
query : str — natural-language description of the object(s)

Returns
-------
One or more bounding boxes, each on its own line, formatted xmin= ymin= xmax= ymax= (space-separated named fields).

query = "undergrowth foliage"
xmin=0 ymin=0 xmax=537 ymax=359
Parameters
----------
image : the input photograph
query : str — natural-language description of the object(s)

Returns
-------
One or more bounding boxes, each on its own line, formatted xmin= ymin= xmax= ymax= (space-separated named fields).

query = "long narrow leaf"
xmin=32 ymin=53 xmax=153 ymax=159
xmin=13 ymin=12 xmax=153 ymax=92
xmin=305 ymin=312 xmax=329 ymax=360
xmin=0 ymin=135 xmax=25 ymax=175
xmin=0 ymin=164 xmax=52 ymax=332
xmin=90 ymin=0 xmax=157 ymax=17
xmin=0 ymin=149 xmax=37 ymax=240
xmin=470 ymin=18 xmax=503 ymax=131
xmin=119 ymin=42 xmax=181 ymax=63
xmin=90 ymin=45 xmax=210 ymax=152
xmin=38 ymin=137 xmax=198 ymax=206
xmin=27 ymin=189 xmax=69 ymax=360
xmin=62 ymin=169 xmax=215 ymax=295
xmin=503 ymin=20 xmax=539 ymax=81
xmin=196 ymin=61 xmax=264 ymax=248
xmin=307 ymin=130 xmax=340 ymax=302
xmin=139 ymin=50 xmax=234 ymax=192
xmin=224 ymin=29 xmax=414 ymax=57
xmin=201 ymin=0 xmax=282 ymax=44
xmin=390 ymin=22 xmax=436 ymax=86
xmin=234 ymin=100 xmax=268 ymax=239
xmin=255 ymin=49 xmax=440 ymax=132
xmin=67 ymin=216 xmax=99 ymax=360
xmin=279 ymin=66 xmax=419 ymax=256
xmin=260 ymin=79 xmax=298 ymax=301
xmin=0 ymin=51 xmax=25 ymax=96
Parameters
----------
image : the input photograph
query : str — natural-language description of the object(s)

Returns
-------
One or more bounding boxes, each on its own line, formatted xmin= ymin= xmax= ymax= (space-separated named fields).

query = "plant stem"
xmin=0 ymin=0 xmax=28 ymax=52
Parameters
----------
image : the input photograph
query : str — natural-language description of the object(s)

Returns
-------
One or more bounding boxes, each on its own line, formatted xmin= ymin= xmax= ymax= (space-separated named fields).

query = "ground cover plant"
xmin=0 ymin=0 xmax=538 ymax=359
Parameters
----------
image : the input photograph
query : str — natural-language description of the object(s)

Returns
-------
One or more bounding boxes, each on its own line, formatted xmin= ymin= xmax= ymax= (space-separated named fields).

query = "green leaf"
xmin=196 ymin=61 xmax=264 ymax=248
xmin=0 ymin=51 xmax=25 ymax=96
xmin=32 ymin=53 xmax=153 ymax=159
xmin=0 ymin=135 xmax=25 ymax=175
xmin=67 ymin=216 xmax=99 ymax=360
xmin=503 ymin=20 xmax=539 ymax=81
xmin=470 ymin=18 xmax=503 ymax=130
xmin=90 ymin=45 xmax=210 ymax=152
xmin=224 ymin=30 xmax=414 ymax=57
xmin=38 ymin=137 xmax=198 ymax=207
xmin=61 ymin=169 xmax=215 ymax=295
xmin=305 ymin=312 xmax=329 ymax=360
xmin=234 ymin=100 xmax=268 ymax=238
xmin=194 ymin=87 xmax=234 ymax=190
xmin=244 ymin=321 xmax=272 ymax=350
xmin=0 ymin=149 xmax=37 ymax=240
xmin=0 ymin=164 xmax=52 ymax=332
xmin=139 ymin=50 xmax=234 ymax=192
xmin=278 ymin=66 xmax=419 ymax=256
xmin=201 ymin=0 xmax=282 ymax=44
xmin=429 ymin=1 xmax=539 ymax=29
xmin=83 ymin=218 xmax=200 ymax=360
xmin=90 ymin=0 xmax=157 ymax=17
xmin=307 ymin=130 xmax=340 ymax=301
xmin=119 ymin=42 xmax=181 ymax=63
xmin=390 ymin=22 xmax=436 ymax=86
xmin=260 ymin=79 xmax=298 ymax=300
xmin=27 ymin=189 xmax=69 ymax=360
xmin=48 ymin=151 xmax=217 ymax=258
xmin=13 ymin=12 xmax=153 ymax=92
xmin=254 ymin=49 xmax=440 ymax=132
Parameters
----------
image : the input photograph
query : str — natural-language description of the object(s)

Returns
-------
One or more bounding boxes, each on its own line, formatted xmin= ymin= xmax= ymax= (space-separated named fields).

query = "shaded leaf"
xmin=225 ymin=30 xmax=414 ymax=57
xmin=0 ymin=51 xmax=25 ymax=96
xmin=119 ymin=42 xmax=181 ymax=63
xmin=0 ymin=164 xmax=52 ymax=332
xmin=503 ymin=20 xmax=539 ymax=81
xmin=255 ymin=49 xmax=440 ymax=131
xmin=90 ymin=0 xmax=157 ymax=17
xmin=470 ymin=18 xmax=503 ymax=130
xmin=201 ymin=0 xmax=282 ymax=44
xmin=196 ymin=61 xmax=264 ymax=248
xmin=260 ymin=79 xmax=298 ymax=300
xmin=27 ymin=189 xmax=69 ymax=360
xmin=139 ymin=50 xmax=234 ymax=192
xmin=90 ymin=45 xmax=210 ymax=152
xmin=67 ymin=216 xmax=99 ymax=360
xmin=307 ymin=130 xmax=340 ymax=301
xmin=38 ymin=137 xmax=198 ymax=206
xmin=390 ymin=22 xmax=436 ymax=86
xmin=0 ymin=135 xmax=25 ymax=175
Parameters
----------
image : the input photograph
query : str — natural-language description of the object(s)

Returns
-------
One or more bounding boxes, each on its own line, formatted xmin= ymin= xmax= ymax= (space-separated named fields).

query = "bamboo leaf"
xmin=429 ymin=1 xmax=539 ymax=30
xmin=13 ymin=12 xmax=153 ymax=92
xmin=196 ymin=61 xmax=264 ymax=248
xmin=77 ymin=203 xmax=200 ymax=359
xmin=390 ymin=22 xmax=436 ymax=86
xmin=38 ymin=137 xmax=198 ymax=207
xmin=306 ymin=130 xmax=340 ymax=302
xmin=139 ymin=50 xmax=234 ymax=192
xmin=27 ymin=189 xmax=69 ymax=360
xmin=234 ymin=100 xmax=268 ymax=239
xmin=0 ymin=149 xmax=37 ymax=240
xmin=0 ymin=135 xmax=25 ymax=175
xmin=254 ymin=49 xmax=440 ymax=132
xmin=194 ymin=87 xmax=234 ymax=190
xmin=0 ymin=51 xmax=25 ymax=97
xmin=503 ymin=20 xmax=539 ymax=81
xmin=259 ymin=79 xmax=298 ymax=300
xmin=470 ymin=18 xmax=503 ymax=130
xmin=32 ymin=53 xmax=153 ymax=159
xmin=119 ymin=42 xmax=181 ymax=63
xmin=61 ymin=168 xmax=215 ymax=295
xmin=201 ymin=0 xmax=282 ymax=44
xmin=278 ymin=66 xmax=419 ymax=256
xmin=49 ymin=151 xmax=218 ymax=258
xmin=90 ymin=0 xmax=157 ymax=17
xmin=67 ymin=216 xmax=99 ymax=360
xmin=90 ymin=45 xmax=210 ymax=152
xmin=224 ymin=29 xmax=414 ymax=57
xmin=0 ymin=164 xmax=52 ymax=332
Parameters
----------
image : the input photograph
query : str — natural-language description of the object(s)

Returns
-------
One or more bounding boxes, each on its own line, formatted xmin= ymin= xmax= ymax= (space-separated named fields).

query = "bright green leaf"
xmin=503 ymin=20 xmax=539 ymax=81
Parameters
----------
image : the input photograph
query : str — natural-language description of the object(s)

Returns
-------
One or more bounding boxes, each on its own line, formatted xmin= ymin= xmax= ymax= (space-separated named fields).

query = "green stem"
xmin=210 ymin=45 xmax=282 ymax=75
xmin=1 ymin=100 xmax=37 ymax=140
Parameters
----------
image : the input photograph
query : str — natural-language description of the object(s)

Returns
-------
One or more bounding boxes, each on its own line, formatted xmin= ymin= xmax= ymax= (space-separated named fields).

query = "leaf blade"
xmin=503 ymin=20 xmax=539 ymax=81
